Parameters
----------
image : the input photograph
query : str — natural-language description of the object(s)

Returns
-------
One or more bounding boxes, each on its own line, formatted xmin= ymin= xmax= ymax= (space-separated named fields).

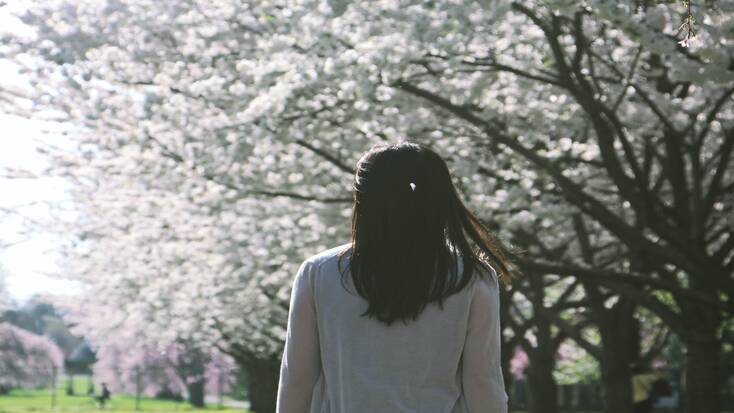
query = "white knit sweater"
xmin=276 ymin=244 xmax=508 ymax=413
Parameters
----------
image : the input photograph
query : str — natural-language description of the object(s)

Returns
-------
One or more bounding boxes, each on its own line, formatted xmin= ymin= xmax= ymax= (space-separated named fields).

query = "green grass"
xmin=0 ymin=378 xmax=247 ymax=413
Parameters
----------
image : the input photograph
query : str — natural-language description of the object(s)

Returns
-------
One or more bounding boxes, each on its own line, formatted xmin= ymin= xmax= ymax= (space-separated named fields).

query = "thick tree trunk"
xmin=682 ymin=308 xmax=721 ymax=413
xmin=679 ymin=284 xmax=722 ymax=413
xmin=685 ymin=336 xmax=721 ymax=413
xmin=186 ymin=378 xmax=206 ymax=408
xmin=244 ymin=356 xmax=281 ymax=413
xmin=598 ymin=299 xmax=638 ymax=413
xmin=173 ymin=347 xmax=207 ymax=408
xmin=600 ymin=356 xmax=634 ymax=413
xmin=526 ymin=354 xmax=558 ymax=413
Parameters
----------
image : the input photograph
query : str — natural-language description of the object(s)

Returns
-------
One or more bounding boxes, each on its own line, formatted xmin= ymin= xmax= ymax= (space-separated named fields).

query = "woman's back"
xmin=276 ymin=244 xmax=508 ymax=413
xmin=276 ymin=142 xmax=514 ymax=413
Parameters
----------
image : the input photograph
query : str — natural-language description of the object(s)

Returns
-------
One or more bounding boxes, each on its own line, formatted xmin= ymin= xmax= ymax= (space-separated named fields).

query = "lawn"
xmin=0 ymin=381 xmax=247 ymax=413
xmin=4 ymin=381 xmax=724 ymax=413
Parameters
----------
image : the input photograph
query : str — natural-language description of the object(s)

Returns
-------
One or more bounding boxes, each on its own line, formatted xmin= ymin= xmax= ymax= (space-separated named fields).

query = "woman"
xmin=631 ymin=362 xmax=663 ymax=413
xmin=277 ymin=141 xmax=519 ymax=412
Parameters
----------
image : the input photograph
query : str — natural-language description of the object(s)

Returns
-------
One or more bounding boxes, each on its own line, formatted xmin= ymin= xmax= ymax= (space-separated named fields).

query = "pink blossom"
xmin=510 ymin=347 xmax=529 ymax=379
xmin=0 ymin=323 xmax=64 ymax=389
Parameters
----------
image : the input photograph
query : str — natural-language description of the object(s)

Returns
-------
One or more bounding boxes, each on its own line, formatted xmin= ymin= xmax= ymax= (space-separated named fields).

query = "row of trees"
xmin=0 ymin=291 xmax=237 ymax=406
xmin=88 ymin=338 xmax=236 ymax=407
xmin=1 ymin=1 xmax=732 ymax=412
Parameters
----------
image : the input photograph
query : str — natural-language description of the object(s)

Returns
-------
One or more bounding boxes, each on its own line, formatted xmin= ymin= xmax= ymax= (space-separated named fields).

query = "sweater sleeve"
xmin=461 ymin=269 xmax=508 ymax=413
xmin=276 ymin=259 xmax=322 ymax=413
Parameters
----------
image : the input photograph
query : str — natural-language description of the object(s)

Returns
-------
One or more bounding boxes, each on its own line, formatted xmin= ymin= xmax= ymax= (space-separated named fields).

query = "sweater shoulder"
xmin=304 ymin=243 xmax=352 ymax=268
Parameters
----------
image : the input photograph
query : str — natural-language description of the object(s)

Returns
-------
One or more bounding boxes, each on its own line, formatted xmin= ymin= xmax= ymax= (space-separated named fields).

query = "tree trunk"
xmin=526 ymin=354 xmax=558 ymax=413
xmin=524 ymin=273 xmax=560 ymax=413
xmin=683 ymin=317 xmax=721 ymax=413
xmin=66 ymin=374 xmax=74 ymax=395
xmin=598 ymin=299 xmax=638 ymax=413
xmin=50 ymin=365 xmax=57 ymax=410
xmin=187 ymin=377 xmax=206 ymax=408
xmin=135 ymin=367 xmax=142 ymax=411
xmin=679 ymin=283 xmax=722 ymax=413
xmin=500 ymin=342 xmax=515 ymax=405
xmin=600 ymin=356 xmax=634 ymax=413
xmin=499 ymin=289 xmax=515 ymax=400
xmin=685 ymin=336 xmax=720 ymax=413
xmin=244 ymin=356 xmax=281 ymax=413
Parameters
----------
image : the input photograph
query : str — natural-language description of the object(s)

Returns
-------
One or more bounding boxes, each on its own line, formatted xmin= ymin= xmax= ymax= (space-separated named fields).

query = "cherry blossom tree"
xmin=1 ymin=1 xmax=733 ymax=412
xmin=0 ymin=322 xmax=64 ymax=393
xmin=90 ymin=338 xmax=235 ymax=407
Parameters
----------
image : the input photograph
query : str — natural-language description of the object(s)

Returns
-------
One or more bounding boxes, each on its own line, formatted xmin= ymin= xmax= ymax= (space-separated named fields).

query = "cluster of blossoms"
xmin=0 ymin=323 xmax=64 ymax=391
xmin=91 ymin=339 xmax=235 ymax=399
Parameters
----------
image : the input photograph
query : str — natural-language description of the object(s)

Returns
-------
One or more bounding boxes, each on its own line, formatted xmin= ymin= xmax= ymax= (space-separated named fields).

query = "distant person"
xmin=96 ymin=383 xmax=111 ymax=408
xmin=87 ymin=381 xmax=95 ymax=396
xmin=276 ymin=142 xmax=519 ymax=412
xmin=632 ymin=362 xmax=661 ymax=413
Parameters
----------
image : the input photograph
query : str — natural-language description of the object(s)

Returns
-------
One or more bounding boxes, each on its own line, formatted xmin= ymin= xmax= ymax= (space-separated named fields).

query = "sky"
xmin=0 ymin=6 xmax=81 ymax=303
xmin=0 ymin=111 xmax=82 ymax=303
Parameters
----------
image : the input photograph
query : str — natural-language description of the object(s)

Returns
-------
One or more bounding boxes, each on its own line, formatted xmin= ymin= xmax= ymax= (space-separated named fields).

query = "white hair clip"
xmin=409 ymin=182 xmax=416 ymax=192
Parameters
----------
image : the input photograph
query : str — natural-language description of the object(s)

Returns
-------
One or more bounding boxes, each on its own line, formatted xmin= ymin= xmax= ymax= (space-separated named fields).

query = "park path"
xmin=204 ymin=396 xmax=250 ymax=410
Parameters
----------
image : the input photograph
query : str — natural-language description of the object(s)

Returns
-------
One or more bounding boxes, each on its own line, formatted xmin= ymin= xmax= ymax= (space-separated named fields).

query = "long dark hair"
xmin=337 ymin=141 xmax=521 ymax=326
